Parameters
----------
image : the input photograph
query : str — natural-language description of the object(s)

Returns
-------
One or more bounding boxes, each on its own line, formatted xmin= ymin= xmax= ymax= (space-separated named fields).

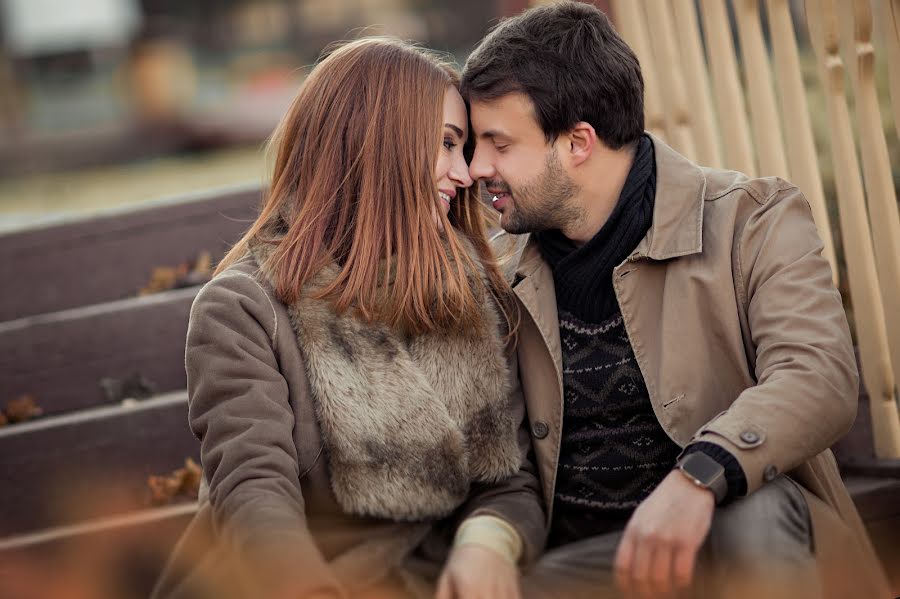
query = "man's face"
xmin=468 ymin=92 xmax=580 ymax=234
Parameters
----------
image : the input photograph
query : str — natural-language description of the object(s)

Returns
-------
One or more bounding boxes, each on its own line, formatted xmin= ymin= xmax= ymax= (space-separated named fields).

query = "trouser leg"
xmin=699 ymin=475 xmax=820 ymax=599
xmin=523 ymin=475 xmax=818 ymax=599
xmin=521 ymin=531 xmax=623 ymax=599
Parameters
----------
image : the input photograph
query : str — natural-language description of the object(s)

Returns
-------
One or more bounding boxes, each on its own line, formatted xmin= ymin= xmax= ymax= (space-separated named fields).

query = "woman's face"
xmin=434 ymin=86 xmax=474 ymax=225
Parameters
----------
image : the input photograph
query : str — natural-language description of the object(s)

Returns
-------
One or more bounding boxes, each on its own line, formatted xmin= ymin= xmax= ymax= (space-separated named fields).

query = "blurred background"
xmin=0 ymin=2 xmax=899 ymax=597
xmin=0 ymin=0 xmax=558 ymax=231
xmin=0 ymin=0 xmax=895 ymax=234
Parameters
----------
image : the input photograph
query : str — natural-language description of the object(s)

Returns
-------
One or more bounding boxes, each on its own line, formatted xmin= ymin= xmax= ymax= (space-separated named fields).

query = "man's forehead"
xmin=470 ymin=92 xmax=539 ymax=134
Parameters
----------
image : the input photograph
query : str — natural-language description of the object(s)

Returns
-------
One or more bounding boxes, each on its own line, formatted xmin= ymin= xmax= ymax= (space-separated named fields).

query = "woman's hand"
xmin=436 ymin=544 xmax=521 ymax=599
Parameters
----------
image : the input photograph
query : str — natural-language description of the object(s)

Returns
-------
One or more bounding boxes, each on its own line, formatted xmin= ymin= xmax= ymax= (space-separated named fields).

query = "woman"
xmin=152 ymin=38 xmax=545 ymax=599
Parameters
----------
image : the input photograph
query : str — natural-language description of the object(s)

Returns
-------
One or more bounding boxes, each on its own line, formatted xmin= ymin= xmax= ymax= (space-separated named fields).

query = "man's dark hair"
xmin=461 ymin=1 xmax=644 ymax=149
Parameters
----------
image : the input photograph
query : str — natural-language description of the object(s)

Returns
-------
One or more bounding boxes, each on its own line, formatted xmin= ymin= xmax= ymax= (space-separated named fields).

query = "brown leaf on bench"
xmin=139 ymin=266 xmax=179 ymax=295
xmin=148 ymin=473 xmax=183 ymax=506
xmin=147 ymin=457 xmax=202 ymax=506
xmin=138 ymin=251 xmax=215 ymax=296
xmin=4 ymin=394 xmax=44 ymax=423
xmin=180 ymin=457 xmax=202 ymax=498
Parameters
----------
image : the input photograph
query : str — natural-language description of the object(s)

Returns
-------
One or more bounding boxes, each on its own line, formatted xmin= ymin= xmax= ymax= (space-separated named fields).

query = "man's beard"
xmin=492 ymin=149 xmax=581 ymax=235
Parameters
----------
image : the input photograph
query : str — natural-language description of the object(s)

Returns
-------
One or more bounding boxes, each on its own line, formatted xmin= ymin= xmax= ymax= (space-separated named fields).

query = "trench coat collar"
xmin=513 ymin=133 xmax=707 ymax=278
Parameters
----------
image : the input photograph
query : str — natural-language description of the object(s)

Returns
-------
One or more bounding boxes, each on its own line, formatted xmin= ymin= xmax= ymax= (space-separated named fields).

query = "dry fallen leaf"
xmin=147 ymin=457 xmax=202 ymax=506
xmin=180 ymin=457 xmax=202 ymax=498
xmin=138 ymin=252 xmax=215 ymax=296
xmin=148 ymin=473 xmax=183 ymax=506
xmin=4 ymin=395 xmax=44 ymax=423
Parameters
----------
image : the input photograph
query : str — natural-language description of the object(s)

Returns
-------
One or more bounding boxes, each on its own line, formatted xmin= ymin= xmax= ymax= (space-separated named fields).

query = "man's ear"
xmin=566 ymin=121 xmax=596 ymax=167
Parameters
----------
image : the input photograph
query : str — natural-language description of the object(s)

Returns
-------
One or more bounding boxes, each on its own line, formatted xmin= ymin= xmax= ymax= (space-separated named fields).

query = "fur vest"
xmin=248 ymin=237 xmax=521 ymax=521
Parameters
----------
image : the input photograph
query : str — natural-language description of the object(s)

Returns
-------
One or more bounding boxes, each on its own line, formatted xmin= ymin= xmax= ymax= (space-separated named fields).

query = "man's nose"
xmin=468 ymin=147 xmax=494 ymax=182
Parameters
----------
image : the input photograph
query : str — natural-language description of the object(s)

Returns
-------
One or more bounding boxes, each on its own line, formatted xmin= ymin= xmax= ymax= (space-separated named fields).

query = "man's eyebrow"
xmin=444 ymin=123 xmax=465 ymax=138
xmin=478 ymin=129 xmax=509 ymax=140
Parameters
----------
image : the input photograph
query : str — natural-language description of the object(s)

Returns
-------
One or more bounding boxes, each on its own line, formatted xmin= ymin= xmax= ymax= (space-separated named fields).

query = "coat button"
xmin=532 ymin=421 xmax=549 ymax=439
xmin=763 ymin=464 xmax=778 ymax=481
xmin=740 ymin=430 xmax=760 ymax=445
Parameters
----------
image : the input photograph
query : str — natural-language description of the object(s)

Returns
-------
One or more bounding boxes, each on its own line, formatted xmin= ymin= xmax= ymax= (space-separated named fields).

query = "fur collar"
xmin=249 ymin=237 xmax=521 ymax=521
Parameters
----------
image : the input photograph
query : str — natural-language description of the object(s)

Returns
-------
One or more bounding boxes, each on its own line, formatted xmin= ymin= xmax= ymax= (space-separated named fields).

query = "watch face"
xmin=683 ymin=454 xmax=723 ymax=483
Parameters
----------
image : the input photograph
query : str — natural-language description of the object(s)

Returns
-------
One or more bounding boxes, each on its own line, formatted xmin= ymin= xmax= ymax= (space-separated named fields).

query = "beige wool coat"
xmin=501 ymin=136 xmax=890 ymax=597
xmin=152 ymin=246 xmax=546 ymax=599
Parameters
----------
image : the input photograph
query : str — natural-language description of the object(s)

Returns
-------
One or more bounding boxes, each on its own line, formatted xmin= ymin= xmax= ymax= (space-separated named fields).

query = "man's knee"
xmin=522 ymin=532 xmax=622 ymax=599
xmin=698 ymin=476 xmax=821 ymax=599
xmin=706 ymin=475 xmax=814 ymax=561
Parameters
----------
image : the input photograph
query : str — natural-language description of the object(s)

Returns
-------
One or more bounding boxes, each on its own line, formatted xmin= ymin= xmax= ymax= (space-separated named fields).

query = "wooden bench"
xmin=832 ymin=387 xmax=900 ymax=591
xmin=0 ymin=391 xmax=196 ymax=537
xmin=1 ymin=289 xmax=198 ymax=417
xmin=0 ymin=503 xmax=197 ymax=599
xmin=1 ymin=186 xmax=898 ymax=596
xmin=0 ymin=184 xmax=260 ymax=322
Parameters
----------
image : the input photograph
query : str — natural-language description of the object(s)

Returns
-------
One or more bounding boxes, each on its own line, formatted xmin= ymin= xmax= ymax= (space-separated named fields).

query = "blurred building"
xmin=0 ymin=0 xmax=508 ymax=176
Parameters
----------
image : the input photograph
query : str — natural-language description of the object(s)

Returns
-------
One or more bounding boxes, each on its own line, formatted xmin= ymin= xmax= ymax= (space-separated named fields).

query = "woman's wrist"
xmin=453 ymin=515 xmax=523 ymax=565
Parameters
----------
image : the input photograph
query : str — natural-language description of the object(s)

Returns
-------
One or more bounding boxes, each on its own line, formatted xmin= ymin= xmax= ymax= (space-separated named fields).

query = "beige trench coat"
xmin=152 ymin=256 xmax=546 ymax=599
xmin=503 ymin=136 xmax=889 ymax=596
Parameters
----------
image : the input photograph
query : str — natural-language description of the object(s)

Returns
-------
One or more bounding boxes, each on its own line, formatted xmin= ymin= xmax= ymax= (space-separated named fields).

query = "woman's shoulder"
xmin=190 ymin=254 xmax=281 ymax=336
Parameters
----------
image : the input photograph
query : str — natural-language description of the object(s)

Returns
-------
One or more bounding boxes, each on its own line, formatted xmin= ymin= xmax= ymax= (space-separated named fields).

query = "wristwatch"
xmin=676 ymin=451 xmax=727 ymax=504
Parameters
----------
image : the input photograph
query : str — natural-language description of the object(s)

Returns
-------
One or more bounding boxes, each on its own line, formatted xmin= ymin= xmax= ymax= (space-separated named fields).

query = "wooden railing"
xmin=602 ymin=0 xmax=900 ymax=459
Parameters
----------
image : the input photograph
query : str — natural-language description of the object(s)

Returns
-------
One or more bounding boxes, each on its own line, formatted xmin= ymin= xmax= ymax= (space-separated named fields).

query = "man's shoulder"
xmin=699 ymin=166 xmax=799 ymax=208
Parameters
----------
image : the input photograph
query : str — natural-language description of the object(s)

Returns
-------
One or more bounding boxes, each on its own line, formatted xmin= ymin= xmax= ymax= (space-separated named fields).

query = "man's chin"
xmin=500 ymin=213 xmax=532 ymax=235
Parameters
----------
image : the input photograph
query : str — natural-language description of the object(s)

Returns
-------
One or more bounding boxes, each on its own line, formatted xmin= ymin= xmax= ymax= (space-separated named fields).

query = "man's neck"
xmin=561 ymin=141 xmax=638 ymax=246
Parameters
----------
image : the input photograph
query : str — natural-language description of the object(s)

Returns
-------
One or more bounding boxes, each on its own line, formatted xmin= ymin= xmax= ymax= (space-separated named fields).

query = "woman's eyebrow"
xmin=444 ymin=123 xmax=465 ymax=138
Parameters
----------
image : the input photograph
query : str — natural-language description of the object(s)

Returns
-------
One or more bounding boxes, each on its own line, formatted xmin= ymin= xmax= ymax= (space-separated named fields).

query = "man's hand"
xmin=436 ymin=544 xmax=521 ymax=599
xmin=614 ymin=469 xmax=715 ymax=598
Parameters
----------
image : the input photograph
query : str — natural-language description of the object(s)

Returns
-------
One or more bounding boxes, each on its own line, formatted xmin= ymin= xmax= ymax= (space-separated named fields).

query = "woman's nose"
xmin=451 ymin=155 xmax=474 ymax=187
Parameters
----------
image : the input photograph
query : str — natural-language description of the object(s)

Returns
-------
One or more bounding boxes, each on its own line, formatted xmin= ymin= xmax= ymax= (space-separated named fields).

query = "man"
xmin=459 ymin=2 xmax=889 ymax=597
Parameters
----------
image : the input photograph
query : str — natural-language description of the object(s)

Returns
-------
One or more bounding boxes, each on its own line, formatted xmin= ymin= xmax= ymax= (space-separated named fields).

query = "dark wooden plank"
xmin=831 ymin=371 xmax=876 ymax=467
xmin=844 ymin=475 xmax=900 ymax=594
xmin=840 ymin=459 xmax=900 ymax=480
xmin=0 ymin=504 xmax=196 ymax=599
xmin=0 ymin=392 xmax=198 ymax=537
xmin=0 ymin=184 xmax=259 ymax=321
xmin=0 ymin=287 xmax=196 ymax=415
xmin=864 ymin=514 xmax=900 ymax=595
xmin=845 ymin=475 xmax=900 ymax=525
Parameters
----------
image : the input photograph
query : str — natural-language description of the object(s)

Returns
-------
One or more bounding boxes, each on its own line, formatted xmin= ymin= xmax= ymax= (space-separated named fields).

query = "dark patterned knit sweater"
xmin=549 ymin=309 xmax=683 ymax=545
xmin=537 ymin=136 xmax=744 ymax=547
xmin=538 ymin=136 xmax=682 ymax=545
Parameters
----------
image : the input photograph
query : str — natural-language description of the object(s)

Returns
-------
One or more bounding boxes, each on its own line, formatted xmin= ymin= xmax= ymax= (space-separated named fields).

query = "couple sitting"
xmin=153 ymin=3 xmax=888 ymax=598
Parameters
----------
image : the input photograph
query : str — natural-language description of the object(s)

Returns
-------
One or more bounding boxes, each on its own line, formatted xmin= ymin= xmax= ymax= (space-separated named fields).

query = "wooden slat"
xmin=807 ymin=0 xmax=900 ymax=458
xmin=764 ymin=0 xmax=838 ymax=283
xmin=832 ymin=370 xmax=879 ymax=466
xmin=611 ymin=0 xmax=667 ymax=140
xmin=643 ymin=2 xmax=697 ymax=160
xmin=0 ymin=504 xmax=196 ymax=599
xmin=0 ymin=392 xmax=196 ymax=537
xmin=672 ymin=0 xmax=723 ymax=168
xmin=838 ymin=0 xmax=900 ymax=388
xmin=878 ymin=0 xmax=900 ymax=141
xmin=0 ymin=184 xmax=259 ymax=321
xmin=734 ymin=0 xmax=789 ymax=179
xmin=698 ymin=0 xmax=757 ymax=175
xmin=0 ymin=502 xmax=197 ymax=552
xmin=0 ymin=287 xmax=197 ymax=416
xmin=843 ymin=475 xmax=900 ymax=594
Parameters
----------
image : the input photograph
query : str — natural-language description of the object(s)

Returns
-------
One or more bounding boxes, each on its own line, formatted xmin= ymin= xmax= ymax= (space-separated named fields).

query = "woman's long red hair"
xmin=217 ymin=37 xmax=517 ymax=337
